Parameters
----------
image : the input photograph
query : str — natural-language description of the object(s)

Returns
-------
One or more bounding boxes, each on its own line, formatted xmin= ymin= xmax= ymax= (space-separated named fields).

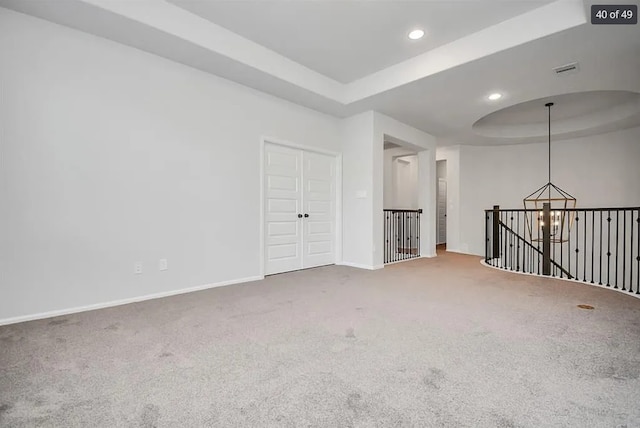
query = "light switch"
xmin=356 ymin=190 xmax=367 ymax=199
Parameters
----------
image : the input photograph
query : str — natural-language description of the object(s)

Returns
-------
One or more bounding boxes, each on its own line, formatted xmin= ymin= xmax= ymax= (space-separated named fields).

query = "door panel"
xmin=268 ymin=243 xmax=298 ymax=260
xmin=308 ymin=241 xmax=333 ymax=255
xmin=268 ymin=175 xmax=297 ymax=191
xmin=308 ymin=221 xmax=331 ymax=234
xmin=267 ymin=198 xmax=297 ymax=214
xmin=302 ymin=151 xmax=335 ymax=269
xmin=265 ymin=144 xmax=302 ymax=275
xmin=268 ymin=221 xmax=297 ymax=237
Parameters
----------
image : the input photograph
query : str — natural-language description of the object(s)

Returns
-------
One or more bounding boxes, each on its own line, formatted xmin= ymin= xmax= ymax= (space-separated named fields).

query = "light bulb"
xmin=408 ymin=29 xmax=425 ymax=40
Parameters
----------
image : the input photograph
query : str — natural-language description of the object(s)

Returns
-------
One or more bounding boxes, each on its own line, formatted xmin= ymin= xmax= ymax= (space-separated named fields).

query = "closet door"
xmin=264 ymin=144 xmax=303 ymax=275
xmin=302 ymin=151 xmax=336 ymax=269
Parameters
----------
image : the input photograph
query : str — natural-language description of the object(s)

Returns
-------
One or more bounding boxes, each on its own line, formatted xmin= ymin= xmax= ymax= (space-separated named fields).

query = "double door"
xmin=264 ymin=143 xmax=336 ymax=275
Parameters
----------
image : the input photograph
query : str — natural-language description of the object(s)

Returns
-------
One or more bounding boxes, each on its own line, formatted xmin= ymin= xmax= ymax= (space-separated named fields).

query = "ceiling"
xmin=473 ymin=91 xmax=640 ymax=142
xmin=168 ymin=0 xmax=553 ymax=83
xmin=476 ymin=91 xmax=639 ymax=126
xmin=1 ymin=0 xmax=639 ymax=146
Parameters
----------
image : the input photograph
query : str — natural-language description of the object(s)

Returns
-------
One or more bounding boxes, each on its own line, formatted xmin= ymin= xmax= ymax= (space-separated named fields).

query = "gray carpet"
xmin=1 ymin=251 xmax=639 ymax=427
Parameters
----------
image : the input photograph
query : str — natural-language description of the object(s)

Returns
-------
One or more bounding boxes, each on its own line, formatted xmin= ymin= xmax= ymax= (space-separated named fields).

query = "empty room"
xmin=1 ymin=0 xmax=639 ymax=426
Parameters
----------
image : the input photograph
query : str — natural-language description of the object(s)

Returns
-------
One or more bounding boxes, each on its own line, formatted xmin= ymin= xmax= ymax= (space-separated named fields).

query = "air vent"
xmin=553 ymin=62 xmax=580 ymax=75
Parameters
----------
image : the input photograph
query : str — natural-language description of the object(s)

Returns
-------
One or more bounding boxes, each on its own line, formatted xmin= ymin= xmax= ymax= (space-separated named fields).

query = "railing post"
xmin=417 ymin=209 xmax=422 ymax=256
xmin=492 ymin=205 xmax=500 ymax=260
xmin=542 ymin=202 xmax=551 ymax=276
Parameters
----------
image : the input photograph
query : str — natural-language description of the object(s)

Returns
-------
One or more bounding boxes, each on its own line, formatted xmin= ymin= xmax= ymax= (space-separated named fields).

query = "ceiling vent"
xmin=553 ymin=62 xmax=580 ymax=76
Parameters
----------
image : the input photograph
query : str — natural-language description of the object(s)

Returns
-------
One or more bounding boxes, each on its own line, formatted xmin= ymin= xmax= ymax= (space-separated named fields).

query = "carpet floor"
xmin=1 ymin=251 xmax=639 ymax=427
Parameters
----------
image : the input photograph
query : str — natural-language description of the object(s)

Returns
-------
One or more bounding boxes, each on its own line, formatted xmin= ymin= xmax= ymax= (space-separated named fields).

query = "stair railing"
xmin=384 ymin=209 xmax=422 ymax=264
xmin=485 ymin=205 xmax=640 ymax=295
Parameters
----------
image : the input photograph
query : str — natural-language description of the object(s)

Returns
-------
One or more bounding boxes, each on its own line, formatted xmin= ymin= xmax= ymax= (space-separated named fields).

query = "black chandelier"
xmin=523 ymin=102 xmax=576 ymax=243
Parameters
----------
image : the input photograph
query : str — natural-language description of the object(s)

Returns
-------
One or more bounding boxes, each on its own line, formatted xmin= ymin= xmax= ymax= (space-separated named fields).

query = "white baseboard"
xmin=337 ymin=262 xmax=384 ymax=270
xmin=0 ymin=275 xmax=264 ymax=326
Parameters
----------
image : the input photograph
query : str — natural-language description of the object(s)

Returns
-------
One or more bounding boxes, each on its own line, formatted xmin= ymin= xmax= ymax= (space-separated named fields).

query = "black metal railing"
xmin=485 ymin=205 xmax=640 ymax=295
xmin=384 ymin=209 xmax=422 ymax=264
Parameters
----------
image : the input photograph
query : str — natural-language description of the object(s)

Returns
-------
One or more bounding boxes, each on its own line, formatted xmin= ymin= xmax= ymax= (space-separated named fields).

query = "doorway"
xmin=263 ymin=142 xmax=338 ymax=275
xmin=437 ymin=160 xmax=447 ymax=246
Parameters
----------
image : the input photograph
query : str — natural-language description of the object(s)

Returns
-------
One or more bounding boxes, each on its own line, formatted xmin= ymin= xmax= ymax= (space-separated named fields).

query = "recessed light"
xmin=488 ymin=93 xmax=502 ymax=101
xmin=408 ymin=29 xmax=425 ymax=40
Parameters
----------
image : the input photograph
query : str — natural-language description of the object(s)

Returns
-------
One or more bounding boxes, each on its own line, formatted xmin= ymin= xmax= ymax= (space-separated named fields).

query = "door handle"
xmin=298 ymin=214 xmax=303 ymax=218
xmin=304 ymin=214 xmax=309 ymax=218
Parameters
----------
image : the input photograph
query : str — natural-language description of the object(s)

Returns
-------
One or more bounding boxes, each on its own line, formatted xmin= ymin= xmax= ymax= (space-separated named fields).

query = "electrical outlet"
xmin=134 ymin=262 xmax=143 ymax=275
xmin=159 ymin=258 xmax=168 ymax=271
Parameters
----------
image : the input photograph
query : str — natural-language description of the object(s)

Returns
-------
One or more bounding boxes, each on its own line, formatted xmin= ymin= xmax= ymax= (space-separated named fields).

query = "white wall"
xmin=443 ymin=126 xmax=640 ymax=256
xmin=436 ymin=160 xmax=447 ymax=181
xmin=383 ymin=147 xmax=418 ymax=209
xmin=341 ymin=113 xmax=437 ymax=269
xmin=393 ymin=155 xmax=418 ymax=209
xmin=374 ymin=113 xmax=437 ymax=264
xmin=0 ymin=9 xmax=343 ymax=322
xmin=341 ymin=111 xmax=375 ymax=268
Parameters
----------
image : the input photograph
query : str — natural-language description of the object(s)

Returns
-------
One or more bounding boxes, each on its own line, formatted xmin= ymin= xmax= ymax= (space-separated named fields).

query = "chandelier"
xmin=523 ymin=102 xmax=576 ymax=243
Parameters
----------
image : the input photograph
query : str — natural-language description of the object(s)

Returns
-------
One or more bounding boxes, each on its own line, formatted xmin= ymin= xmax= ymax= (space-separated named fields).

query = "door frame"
xmin=259 ymin=136 xmax=342 ymax=277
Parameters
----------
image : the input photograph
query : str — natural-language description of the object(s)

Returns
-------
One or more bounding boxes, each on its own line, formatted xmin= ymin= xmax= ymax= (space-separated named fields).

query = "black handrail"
xmin=485 ymin=205 xmax=639 ymax=295
xmin=497 ymin=219 xmax=573 ymax=279
xmin=384 ymin=209 xmax=424 ymax=213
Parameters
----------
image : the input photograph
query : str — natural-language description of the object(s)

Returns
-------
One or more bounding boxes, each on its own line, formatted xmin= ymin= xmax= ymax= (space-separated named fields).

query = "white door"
xmin=264 ymin=144 xmax=303 ymax=275
xmin=302 ymin=151 xmax=336 ymax=269
xmin=437 ymin=178 xmax=447 ymax=244
xmin=264 ymin=144 xmax=335 ymax=275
